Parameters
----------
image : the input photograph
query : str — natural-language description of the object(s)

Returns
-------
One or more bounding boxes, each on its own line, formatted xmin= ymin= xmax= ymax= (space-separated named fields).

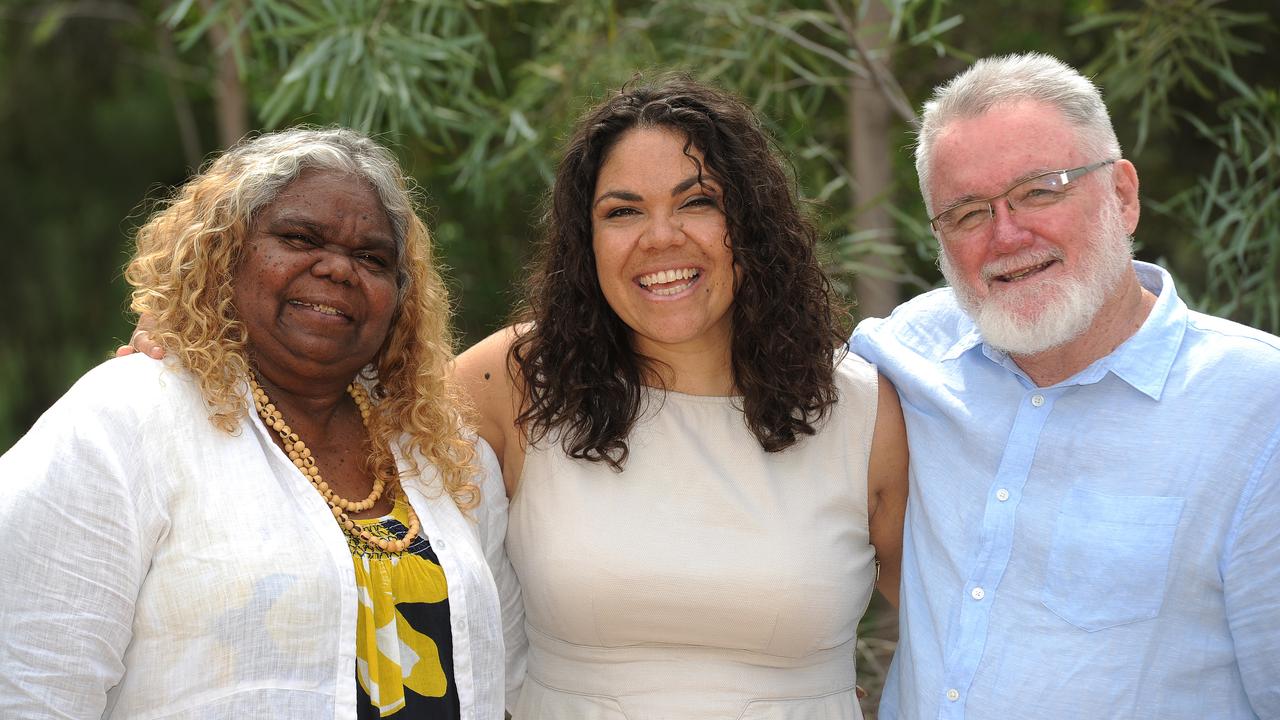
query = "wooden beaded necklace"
xmin=250 ymin=377 xmax=420 ymax=554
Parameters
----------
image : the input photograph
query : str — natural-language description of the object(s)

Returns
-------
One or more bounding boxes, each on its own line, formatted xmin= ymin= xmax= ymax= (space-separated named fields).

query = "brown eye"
xmin=948 ymin=204 xmax=990 ymax=230
xmin=1015 ymin=180 xmax=1067 ymax=207
xmin=682 ymin=196 xmax=718 ymax=210
xmin=356 ymin=252 xmax=390 ymax=269
xmin=280 ymin=233 xmax=319 ymax=248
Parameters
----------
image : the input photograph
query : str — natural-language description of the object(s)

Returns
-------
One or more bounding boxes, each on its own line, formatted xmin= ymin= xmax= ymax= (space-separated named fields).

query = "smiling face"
xmin=591 ymin=127 xmax=736 ymax=362
xmin=928 ymin=100 xmax=1139 ymax=354
xmin=232 ymin=169 xmax=400 ymax=387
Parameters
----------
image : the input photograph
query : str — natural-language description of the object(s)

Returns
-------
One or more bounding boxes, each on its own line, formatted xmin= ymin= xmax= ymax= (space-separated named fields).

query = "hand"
xmin=116 ymin=315 xmax=165 ymax=359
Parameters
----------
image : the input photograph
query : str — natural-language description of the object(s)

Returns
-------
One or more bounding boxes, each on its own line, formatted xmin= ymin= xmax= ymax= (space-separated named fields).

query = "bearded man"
xmin=851 ymin=52 xmax=1280 ymax=719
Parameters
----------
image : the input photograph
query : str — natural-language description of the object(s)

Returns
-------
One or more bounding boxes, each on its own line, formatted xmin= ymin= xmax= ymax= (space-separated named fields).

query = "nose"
xmin=639 ymin=211 xmax=686 ymax=250
xmin=311 ymin=247 xmax=356 ymax=284
xmin=988 ymin=199 xmax=1033 ymax=253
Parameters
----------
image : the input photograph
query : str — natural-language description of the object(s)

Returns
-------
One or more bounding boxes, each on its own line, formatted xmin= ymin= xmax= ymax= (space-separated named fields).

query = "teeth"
xmin=638 ymin=268 xmax=698 ymax=287
xmin=650 ymin=283 xmax=691 ymax=296
xmin=997 ymin=260 xmax=1053 ymax=282
xmin=291 ymin=300 xmax=342 ymax=316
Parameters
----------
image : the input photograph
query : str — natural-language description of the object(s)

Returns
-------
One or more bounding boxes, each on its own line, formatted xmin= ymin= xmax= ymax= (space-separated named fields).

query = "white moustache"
xmin=980 ymin=249 xmax=1066 ymax=283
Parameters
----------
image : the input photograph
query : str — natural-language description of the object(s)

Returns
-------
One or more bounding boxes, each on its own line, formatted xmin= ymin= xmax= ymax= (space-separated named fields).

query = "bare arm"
xmin=454 ymin=326 xmax=527 ymax=498
xmin=866 ymin=372 xmax=908 ymax=608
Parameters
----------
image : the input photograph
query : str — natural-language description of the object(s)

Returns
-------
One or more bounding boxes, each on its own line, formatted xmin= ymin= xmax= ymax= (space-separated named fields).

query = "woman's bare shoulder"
xmin=455 ymin=324 xmax=526 ymax=398
xmin=454 ymin=325 xmax=528 ymax=488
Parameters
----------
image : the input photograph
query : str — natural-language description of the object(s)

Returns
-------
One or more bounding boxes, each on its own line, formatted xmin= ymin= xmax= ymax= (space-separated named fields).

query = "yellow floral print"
xmin=352 ymin=499 xmax=451 ymax=716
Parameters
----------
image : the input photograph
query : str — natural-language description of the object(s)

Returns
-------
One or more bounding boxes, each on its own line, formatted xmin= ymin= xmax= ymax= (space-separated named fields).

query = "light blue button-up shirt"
xmin=851 ymin=262 xmax=1280 ymax=719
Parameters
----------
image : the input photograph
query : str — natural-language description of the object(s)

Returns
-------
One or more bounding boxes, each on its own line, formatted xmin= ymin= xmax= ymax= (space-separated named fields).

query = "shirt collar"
xmin=941 ymin=319 xmax=984 ymax=362
xmin=939 ymin=261 xmax=1187 ymax=398
xmin=1099 ymin=261 xmax=1185 ymax=400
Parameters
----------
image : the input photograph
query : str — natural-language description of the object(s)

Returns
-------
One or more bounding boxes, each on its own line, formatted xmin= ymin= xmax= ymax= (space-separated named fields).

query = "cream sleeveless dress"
xmin=506 ymin=353 xmax=880 ymax=719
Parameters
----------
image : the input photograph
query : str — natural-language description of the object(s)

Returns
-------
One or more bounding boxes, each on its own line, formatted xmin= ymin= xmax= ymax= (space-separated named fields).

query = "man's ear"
xmin=1113 ymin=159 xmax=1140 ymax=235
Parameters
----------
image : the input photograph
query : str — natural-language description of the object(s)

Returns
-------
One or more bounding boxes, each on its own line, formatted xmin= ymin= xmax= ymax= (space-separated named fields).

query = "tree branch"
xmin=822 ymin=0 xmax=919 ymax=127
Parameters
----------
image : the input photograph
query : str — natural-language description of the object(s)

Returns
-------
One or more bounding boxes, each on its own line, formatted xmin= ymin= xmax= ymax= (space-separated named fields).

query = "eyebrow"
xmin=267 ymin=216 xmax=396 ymax=250
xmin=671 ymin=175 xmax=703 ymax=195
xmin=592 ymin=190 xmax=642 ymax=208
xmin=592 ymin=175 xmax=715 ymax=209
xmin=264 ymin=217 xmax=326 ymax=236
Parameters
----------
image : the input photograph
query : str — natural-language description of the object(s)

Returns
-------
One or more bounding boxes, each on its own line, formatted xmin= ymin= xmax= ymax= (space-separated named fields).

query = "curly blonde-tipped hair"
xmin=124 ymin=126 xmax=477 ymax=510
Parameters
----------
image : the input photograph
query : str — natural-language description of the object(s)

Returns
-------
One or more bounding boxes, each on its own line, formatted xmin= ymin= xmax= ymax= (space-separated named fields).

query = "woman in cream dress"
xmin=458 ymin=77 xmax=908 ymax=719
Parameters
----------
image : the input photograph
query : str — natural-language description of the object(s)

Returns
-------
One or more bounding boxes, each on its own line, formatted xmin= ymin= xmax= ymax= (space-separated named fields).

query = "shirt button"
xmin=1031 ymin=394 xmax=1045 ymax=407
xmin=947 ymin=689 xmax=960 ymax=702
xmin=996 ymin=488 xmax=1010 ymax=502
xmin=435 ymin=538 xmax=446 ymax=550
xmin=971 ymin=587 xmax=986 ymax=600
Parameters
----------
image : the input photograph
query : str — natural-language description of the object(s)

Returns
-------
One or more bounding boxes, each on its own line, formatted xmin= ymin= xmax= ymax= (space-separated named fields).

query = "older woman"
xmin=0 ymin=128 xmax=519 ymax=719
xmin=458 ymin=78 xmax=908 ymax=718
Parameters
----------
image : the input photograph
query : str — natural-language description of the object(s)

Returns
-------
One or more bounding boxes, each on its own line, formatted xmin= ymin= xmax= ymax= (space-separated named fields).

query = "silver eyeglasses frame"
xmin=928 ymin=159 xmax=1117 ymax=238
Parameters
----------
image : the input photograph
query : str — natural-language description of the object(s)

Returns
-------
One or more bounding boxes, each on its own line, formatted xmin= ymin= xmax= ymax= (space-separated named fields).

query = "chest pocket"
xmin=1041 ymin=487 xmax=1185 ymax=632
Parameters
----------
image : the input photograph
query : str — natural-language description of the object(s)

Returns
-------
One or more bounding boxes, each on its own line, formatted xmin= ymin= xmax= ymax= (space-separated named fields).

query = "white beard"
xmin=941 ymin=197 xmax=1133 ymax=356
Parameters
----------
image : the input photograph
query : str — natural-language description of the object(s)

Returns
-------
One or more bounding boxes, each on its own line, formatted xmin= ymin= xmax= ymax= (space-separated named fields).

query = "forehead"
xmin=264 ymin=169 xmax=386 ymax=217
xmin=928 ymin=100 xmax=1085 ymax=204
xmin=595 ymin=127 xmax=709 ymax=189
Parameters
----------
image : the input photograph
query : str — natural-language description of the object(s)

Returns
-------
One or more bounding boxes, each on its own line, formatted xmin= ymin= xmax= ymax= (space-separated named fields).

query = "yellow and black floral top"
xmin=351 ymin=499 xmax=459 ymax=719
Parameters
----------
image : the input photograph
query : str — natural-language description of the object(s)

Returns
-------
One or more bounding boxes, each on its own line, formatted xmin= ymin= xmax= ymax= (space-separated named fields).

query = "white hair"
xmin=915 ymin=53 xmax=1122 ymax=215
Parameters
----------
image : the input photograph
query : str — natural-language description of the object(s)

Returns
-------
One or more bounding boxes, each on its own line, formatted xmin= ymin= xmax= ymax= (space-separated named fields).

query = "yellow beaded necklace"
xmin=250 ymin=377 xmax=421 ymax=554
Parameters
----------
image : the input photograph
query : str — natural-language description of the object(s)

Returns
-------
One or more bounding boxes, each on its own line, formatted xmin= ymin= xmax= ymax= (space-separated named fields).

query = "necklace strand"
xmin=250 ymin=377 xmax=420 ymax=554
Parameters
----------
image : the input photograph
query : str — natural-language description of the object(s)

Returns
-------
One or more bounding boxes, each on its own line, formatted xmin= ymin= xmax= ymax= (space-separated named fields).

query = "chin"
xmin=971 ymin=295 xmax=1094 ymax=355
xmin=944 ymin=197 xmax=1136 ymax=358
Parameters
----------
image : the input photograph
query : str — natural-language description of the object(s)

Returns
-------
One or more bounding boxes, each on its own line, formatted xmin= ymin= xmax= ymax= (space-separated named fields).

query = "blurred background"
xmin=1 ymin=1 xmax=1276 ymax=713
xmin=4 ymin=0 xmax=1277 ymax=448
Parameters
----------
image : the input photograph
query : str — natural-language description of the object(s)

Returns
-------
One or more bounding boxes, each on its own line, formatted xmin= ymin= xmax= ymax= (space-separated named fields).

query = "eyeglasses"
xmin=929 ymin=159 xmax=1116 ymax=240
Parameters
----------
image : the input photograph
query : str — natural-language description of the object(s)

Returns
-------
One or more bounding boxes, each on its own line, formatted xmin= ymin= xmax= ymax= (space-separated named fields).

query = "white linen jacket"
xmin=0 ymin=354 xmax=525 ymax=719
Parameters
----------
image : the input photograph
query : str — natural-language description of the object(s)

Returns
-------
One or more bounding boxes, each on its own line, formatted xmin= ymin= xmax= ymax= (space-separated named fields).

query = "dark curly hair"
xmin=511 ymin=75 xmax=847 ymax=469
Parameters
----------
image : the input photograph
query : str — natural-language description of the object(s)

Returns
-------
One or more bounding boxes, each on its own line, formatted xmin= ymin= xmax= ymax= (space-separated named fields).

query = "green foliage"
xmin=1074 ymin=0 xmax=1278 ymax=332
xmin=1072 ymin=0 xmax=1267 ymax=154
xmin=0 ymin=2 xmax=205 ymax=449
xmin=1152 ymin=89 xmax=1280 ymax=330
xmin=2 ymin=0 xmax=1278 ymax=454
xmin=164 ymin=0 xmax=507 ymax=144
